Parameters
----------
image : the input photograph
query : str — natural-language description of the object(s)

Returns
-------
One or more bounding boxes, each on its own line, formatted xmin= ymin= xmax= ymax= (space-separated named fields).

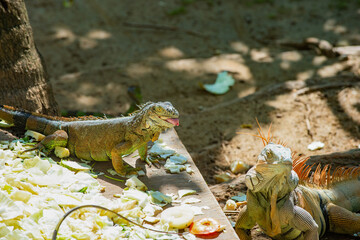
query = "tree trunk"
xmin=0 ymin=0 xmax=59 ymax=115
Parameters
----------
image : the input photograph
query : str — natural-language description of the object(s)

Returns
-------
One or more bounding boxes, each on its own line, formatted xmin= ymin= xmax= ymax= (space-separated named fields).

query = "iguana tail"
xmin=0 ymin=105 xmax=62 ymax=135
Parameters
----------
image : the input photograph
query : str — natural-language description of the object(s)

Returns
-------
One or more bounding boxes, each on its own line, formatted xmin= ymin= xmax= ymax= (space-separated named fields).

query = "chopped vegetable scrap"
xmin=223 ymin=199 xmax=237 ymax=211
xmin=214 ymin=172 xmax=232 ymax=183
xmin=148 ymin=140 xmax=176 ymax=159
xmin=25 ymin=130 xmax=45 ymax=141
xmin=230 ymin=160 xmax=250 ymax=174
xmin=149 ymin=140 xmax=193 ymax=174
xmin=178 ymin=189 xmax=197 ymax=199
xmin=182 ymin=197 xmax=201 ymax=204
xmin=60 ymin=159 xmax=91 ymax=172
xmin=125 ymin=176 xmax=148 ymax=191
xmin=149 ymin=190 xmax=173 ymax=207
xmin=201 ymin=71 xmax=235 ymax=95
xmin=231 ymin=193 xmax=247 ymax=202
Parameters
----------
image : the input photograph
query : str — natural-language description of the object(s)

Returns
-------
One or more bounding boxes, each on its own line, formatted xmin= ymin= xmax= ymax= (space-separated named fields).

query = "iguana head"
xmin=257 ymin=142 xmax=292 ymax=165
xmin=245 ymin=143 xmax=298 ymax=192
xmin=140 ymin=102 xmax=179 ymax=129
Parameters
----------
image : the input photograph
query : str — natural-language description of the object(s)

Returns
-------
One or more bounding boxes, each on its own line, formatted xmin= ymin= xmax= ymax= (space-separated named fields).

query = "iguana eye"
xmin=155 ymin=106 xmax=164 ymax=112
xmin=266 ymin=149 xmax=273 ymax=159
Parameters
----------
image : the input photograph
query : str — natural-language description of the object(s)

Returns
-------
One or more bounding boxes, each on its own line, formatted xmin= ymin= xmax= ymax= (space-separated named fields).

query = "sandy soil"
xmin=24 ymin=0 xmax=360 ymax=239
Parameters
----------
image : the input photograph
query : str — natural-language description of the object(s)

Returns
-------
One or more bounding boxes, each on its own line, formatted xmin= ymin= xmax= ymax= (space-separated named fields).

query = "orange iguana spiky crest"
xmin=1 ymin=105 xmax=103 ymax=122
xmin=293 ymin=155 xmax=360 ymax=188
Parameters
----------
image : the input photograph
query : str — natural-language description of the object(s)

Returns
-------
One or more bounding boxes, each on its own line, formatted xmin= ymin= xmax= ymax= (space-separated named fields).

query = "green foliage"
xmin=329 ymin=0 xmax=360 ymax=10
xmin=267 ymin=13 xmax=277 ymax=19
xmin=167 ymin=0 xmax=214 ymax=16
xmin=182 ymin=0 xmax=195 ymax=5
xmin=168 ymin=6 xmax=187 ymax=16
xmin=254 ymin=0 xmax=274 ymax=3
xmin=78 ymin=186 xmax=88 ymax=193
xmin=76 ymin=111 xmax=86 ymax=116
xmin=63 ymin=0 xmax=74 ymax=8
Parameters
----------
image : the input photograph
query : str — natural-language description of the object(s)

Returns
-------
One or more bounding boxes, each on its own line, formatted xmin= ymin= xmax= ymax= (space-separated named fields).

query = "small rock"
xmin=307 ymin=141 xmax=325 ymax=151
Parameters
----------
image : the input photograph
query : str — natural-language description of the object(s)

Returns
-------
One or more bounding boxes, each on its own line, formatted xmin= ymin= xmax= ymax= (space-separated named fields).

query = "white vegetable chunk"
xmin=161 ymin=206 xmax=194 ymax=229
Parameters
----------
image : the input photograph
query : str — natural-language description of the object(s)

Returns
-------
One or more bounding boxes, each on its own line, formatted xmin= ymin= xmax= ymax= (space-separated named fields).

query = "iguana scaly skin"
xmin=235 ymin=135 xmax=360 ymax=240
xmin=0 ymin=102 xmax=179 ymax=175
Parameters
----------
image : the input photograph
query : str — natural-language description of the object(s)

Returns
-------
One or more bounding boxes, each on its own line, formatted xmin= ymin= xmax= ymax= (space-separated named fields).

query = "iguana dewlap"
xmin=0 ymin=102 xmax=179 ymax=175
xmin=236 ymin=141 xmax=360 ymax=240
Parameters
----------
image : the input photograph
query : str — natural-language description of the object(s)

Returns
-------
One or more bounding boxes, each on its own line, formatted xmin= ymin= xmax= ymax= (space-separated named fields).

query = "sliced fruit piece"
xmin=189 ymin=217 xmax=221 ymax=235
xmin=160 ymin=206 xmax=194 ymax=229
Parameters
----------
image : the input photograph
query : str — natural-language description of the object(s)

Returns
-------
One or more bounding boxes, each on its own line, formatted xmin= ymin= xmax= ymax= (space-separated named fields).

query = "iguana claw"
xmin=21 ymin=143 xmax=46 ymax=155
xmin=118 ymin=165 xmax=142 ymax=177
xmin=145 ymin=158 xmax=161 ymax=169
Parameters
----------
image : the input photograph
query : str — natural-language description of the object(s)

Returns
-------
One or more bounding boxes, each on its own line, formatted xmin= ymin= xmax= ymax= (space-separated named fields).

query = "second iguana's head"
xmin=257 ymin=143 xmax=292 ymax=165
xmin=139 ymin=101 xmax=179 ymax=129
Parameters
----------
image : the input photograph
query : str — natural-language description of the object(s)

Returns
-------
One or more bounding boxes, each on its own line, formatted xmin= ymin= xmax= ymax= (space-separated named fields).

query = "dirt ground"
xmin=25 ymin=0 xmax=360 ymax=239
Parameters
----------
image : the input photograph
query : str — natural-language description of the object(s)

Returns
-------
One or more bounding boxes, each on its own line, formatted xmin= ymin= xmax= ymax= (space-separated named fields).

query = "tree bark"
xmin=0 ymin=0 xmax=59 ymax=115
xmin=306 ymin=149 xmax=360 ymax=168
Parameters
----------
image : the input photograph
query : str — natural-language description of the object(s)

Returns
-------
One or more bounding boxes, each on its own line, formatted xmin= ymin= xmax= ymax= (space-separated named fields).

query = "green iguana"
xmin=235 ymin=127 xmax=360 ymax=240
xmin=0 ymin=102 xmax=179 ymax=175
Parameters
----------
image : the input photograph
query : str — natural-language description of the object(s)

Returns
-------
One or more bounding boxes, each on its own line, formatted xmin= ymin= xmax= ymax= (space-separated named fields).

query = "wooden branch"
xmin=278 ymin=37 xmax=338 ymax=58
xmin=123 ymin=22 xmax=208 ymax=38
xmin=306 ymin=149 xmax=360 ymax=168
xmin=294 ymin=81 xmax=360 ymax=96
xmin=301 ymin=101 xmax=313 ymax=140
xmin=279 ymin=38 xmax=360 ymax=57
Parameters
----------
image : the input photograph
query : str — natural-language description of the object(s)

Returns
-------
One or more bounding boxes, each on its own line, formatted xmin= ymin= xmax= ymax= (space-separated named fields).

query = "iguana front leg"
xmin=281 ymin=200 xmax=319 ymax=240
xmin=235 ymin=205 xmax=255 ymax=240
xmin=138 ymin=132 xmax=161 ymax=167
xmin=138 ymin=143 xmax=148 ymax=162
xmin=111 ymin=141 xmax=141 ymax=176
xmin=138 ymin=143 xmax=160 ymax=168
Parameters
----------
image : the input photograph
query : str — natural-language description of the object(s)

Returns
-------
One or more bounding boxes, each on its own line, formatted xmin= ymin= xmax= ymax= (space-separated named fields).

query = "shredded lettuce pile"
xmin=0 ymin=140 xmax=195 ymax=240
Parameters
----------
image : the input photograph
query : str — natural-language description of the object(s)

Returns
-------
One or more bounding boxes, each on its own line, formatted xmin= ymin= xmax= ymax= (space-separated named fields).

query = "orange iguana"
xmin=235 ymin=127 xmax=360 ymax=240
xmin=0 ymin=102 xmax=179 ymax=175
